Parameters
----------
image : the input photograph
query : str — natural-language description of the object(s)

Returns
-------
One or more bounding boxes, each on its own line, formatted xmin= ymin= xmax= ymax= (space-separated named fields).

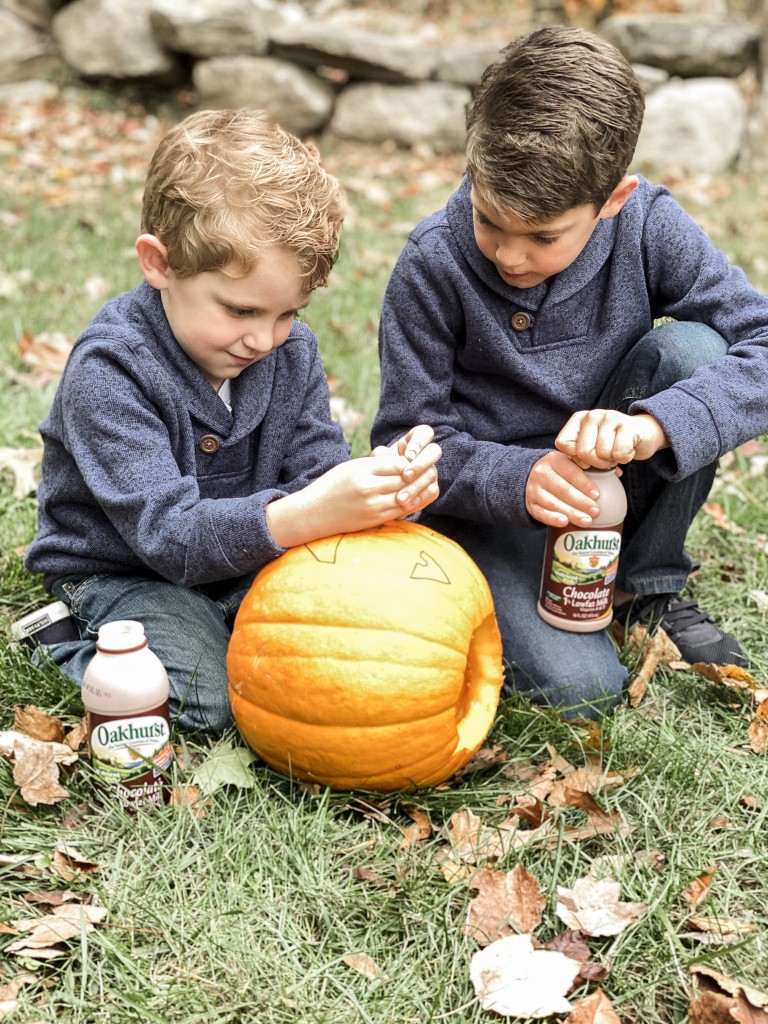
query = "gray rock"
xmin=434 ymin=41 xmax=504 ymax=87
xmin=0 ymin=0 xmax=66 ymax=29
xmin=330 ymin=81 xmax=471 ymax=152
xmin=0 ymin=76 xmax=58 ymax=101
xmin=150 ymin=0 xmax=305 ymax=59
xmin=600 ymin=15 xmax=758 ymax=78
xmin=270 ymin=19 xmax=437 ymax=83
xmin=633 ymin=77 xmax=746 ymax=173
xmin=192 ymin=55 xmax=335 ymax=136
xmin=0 ymin=9 xmax=49 ymax=84
xmin=52 ymin=0 xmax=179 ymax=79
xmin=632 ymin=62 xmax=669 ymax=94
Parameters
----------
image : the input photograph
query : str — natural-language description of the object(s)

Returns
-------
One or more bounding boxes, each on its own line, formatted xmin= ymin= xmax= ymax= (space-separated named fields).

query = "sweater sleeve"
xmin=634 ymin=191 xmax=768 ymax=478
xmin=51 ymin=343 xmax=348 ymax=587
xmin=372 ymin=244 xmax=547 ymax=527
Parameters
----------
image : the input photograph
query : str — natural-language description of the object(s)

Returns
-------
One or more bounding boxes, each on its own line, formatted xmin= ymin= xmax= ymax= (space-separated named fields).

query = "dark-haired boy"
xmin=372 ymin=27 xmax=768 ymax=717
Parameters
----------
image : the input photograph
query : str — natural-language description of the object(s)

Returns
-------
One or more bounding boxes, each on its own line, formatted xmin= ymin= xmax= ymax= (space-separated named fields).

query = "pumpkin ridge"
xmin=229 ymin=691 xmax=462 ymax=729
xmin=232 ymin=620 xmax=484 ymax=657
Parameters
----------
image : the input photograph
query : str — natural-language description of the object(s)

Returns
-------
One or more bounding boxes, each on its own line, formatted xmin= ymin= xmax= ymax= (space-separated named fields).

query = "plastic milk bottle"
xmin=537 ymin=467 xmax=627 ymax=632
xmin=82 ymin=620 xmax=173 ymax=809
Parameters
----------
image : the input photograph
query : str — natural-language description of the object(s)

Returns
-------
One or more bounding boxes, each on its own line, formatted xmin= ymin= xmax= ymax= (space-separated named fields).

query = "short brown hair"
xmin=141 ymin=109 xmax=345 ymax=290
xmin=465 ymin=27 xmax=645 ymax=222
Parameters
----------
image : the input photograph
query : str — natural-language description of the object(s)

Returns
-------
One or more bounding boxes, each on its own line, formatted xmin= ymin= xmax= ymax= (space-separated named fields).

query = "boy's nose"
xmin=497 ymin=241 xmax=526 ymax=270
xmin=242 ymin=332 xmax=274 ymax=354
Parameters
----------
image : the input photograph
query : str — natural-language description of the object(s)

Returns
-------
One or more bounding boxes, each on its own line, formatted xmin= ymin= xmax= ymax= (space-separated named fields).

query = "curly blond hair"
xmin=141 ymin=109 xmax=345 ymax=290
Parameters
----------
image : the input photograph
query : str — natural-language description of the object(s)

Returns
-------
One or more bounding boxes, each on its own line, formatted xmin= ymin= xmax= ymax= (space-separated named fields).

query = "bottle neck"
xmin=95 ymin=639 xmax=149 ymax=655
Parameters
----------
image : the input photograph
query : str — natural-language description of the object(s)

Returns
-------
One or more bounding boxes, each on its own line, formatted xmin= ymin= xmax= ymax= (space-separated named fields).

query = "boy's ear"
xmin=598 ymin=176 xmax=639 ymax=220
xmin=136 ymin=234 xmax=171 ymax=288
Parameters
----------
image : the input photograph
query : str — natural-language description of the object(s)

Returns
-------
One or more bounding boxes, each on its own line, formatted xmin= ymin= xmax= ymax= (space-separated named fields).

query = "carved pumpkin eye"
xmin=227 ymin=521 xmax=504 ymax=792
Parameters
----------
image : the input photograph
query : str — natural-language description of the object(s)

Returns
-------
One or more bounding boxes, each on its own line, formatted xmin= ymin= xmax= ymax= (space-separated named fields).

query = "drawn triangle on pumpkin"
xmin=411 ymin=551 xmax=451 ymax=585
xmin=303 ymin=535 xmax=345 ymax=564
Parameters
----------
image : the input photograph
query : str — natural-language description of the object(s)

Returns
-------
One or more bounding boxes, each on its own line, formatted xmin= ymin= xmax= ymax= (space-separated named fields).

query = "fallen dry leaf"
xmin=448 ymin=808 xmax=557 ymax=864
xmin=701 ymin=501 xmax=746 ymax=535
xmin=52 ymin=841 xmax=99 ymax=880
xmin=565 ymin=987 xmax=622 ymax=1023
xmin=612 ymin=623 xmax=681 ymax=706
xmin=559 ymin=816 xmax=636 ymax=845
xmin=398 ymin=803 xmax=432 ymax=848
xmin=169 ymin=784 xmax=211 ymax=817
xmin=0 ymin=730 xmax=78 ymax=765
xmin=748 ymin=714 xmax=768 ymax=755
xmin=6 ymin=903 xmax=107 ymax=959
xmin=452 ymin=744 xmax=508 ymax=779
xmin=11 ymin=738 xmax=69 ymax=806
xmin=23 ymin=890 xmax=80 ymax=908
xmin=689 ymin=964 xmax=768 ymax=1023
xmin=469 ymin=933 xmax=580 ymax=1018
xmin=556 ymin=876 xmax=647 ymax=936
xmin=0 ymin=973 xmax=36 ymax=1019
xmin=342 ymin=953 xmax=389 ymax=983
xmin=682 ymin=866 xmax=716 ymax=908
xmin=0 ymin=446 xmax=43 ymax=498
xmin=465 ymin=863 xmax=547 ymax=945
xmin=688 ymin=662 xmax=758 ymax=692
xmin=687 ymin=915 xmax=758 ymax=938
xmin=14 ymin=705 xmax=66 ymax=744
xmin=543 ymin=929 xmax=609 ymax=985
xmin=64 ymin=721 xmax=88 ymax=751
xmin=18 ymin=329 xmax=74 ymax=380
xmin=740 ymin=794 xmax=763 ymax=811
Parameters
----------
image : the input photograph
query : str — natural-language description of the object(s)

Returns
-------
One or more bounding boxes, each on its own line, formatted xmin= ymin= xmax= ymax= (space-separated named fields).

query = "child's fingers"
xmin=396 ymin=461 xmax=439 ymax=507
xmin=402 ymin=423 xmax=435 ymax=461
xmin=401 ymin=441 xmax=442 ymax=481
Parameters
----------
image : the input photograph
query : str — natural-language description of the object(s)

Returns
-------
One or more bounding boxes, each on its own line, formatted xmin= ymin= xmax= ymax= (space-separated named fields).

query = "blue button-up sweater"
xmin=26 ymin=281 xmax=350 ymax=588
xmin=372 ymin=175 xmax=768 ymax=527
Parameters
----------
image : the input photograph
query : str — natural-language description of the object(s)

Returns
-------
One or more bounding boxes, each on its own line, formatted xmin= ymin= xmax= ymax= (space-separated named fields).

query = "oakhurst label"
xmin=539 ymin=524 xmax=624 ymax=623
xmin=88 ymin=707 xmax=172 ymax=809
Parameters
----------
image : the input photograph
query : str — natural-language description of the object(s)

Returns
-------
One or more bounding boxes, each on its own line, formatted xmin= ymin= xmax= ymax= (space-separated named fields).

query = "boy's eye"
xmin=533 ymin=235 xmax=559 ymax=246
xmin=227 ymin=306 xmax=255 ymax=318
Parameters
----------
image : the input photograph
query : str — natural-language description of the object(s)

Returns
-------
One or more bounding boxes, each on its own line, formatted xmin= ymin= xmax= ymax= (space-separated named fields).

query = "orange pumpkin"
xmin=227 ymin=521 xmax=504 ymax=792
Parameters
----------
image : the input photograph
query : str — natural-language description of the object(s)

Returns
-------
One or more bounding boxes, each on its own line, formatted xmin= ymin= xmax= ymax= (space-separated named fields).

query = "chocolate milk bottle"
xmin=537 ymin=468 xmax=627 ymax=632
xmin=81 ymin=620 xmax=172 ymax=809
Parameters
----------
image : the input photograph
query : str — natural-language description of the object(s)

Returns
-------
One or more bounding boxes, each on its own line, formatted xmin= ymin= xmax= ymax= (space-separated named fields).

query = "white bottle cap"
xmin=96 ymin=620 xmax=147 ymax=652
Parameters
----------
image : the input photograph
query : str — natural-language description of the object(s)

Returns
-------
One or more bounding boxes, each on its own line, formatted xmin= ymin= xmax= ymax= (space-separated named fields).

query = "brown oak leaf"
xmin=465 ymin=863 xmax=547 ymax=945
xmin=565 ymin=988 xmax=622 ymax=1023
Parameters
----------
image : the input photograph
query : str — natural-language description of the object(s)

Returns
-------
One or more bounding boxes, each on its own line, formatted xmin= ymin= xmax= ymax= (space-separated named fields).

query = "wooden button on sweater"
xmin=510 ymin=312 xmax=532 ymax=331
xmin=199 ymin=435 xmax=220 ymax=454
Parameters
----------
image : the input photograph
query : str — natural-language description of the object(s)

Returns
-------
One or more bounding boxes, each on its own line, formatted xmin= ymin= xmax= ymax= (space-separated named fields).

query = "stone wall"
xmin=0 ymin=0 xmax=761 ymax=173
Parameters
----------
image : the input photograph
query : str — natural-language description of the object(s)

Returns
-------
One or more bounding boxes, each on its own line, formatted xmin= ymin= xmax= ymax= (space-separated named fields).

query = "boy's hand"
xmin=526 ymin=450 xmax=603 ymax=528
xmin=555 ymin=409 xmax=668 ymax=468
xmin=265 ymin=449 xmax=440 ymax=549
xmin=371 ymin=424 xmax=442 ymax=511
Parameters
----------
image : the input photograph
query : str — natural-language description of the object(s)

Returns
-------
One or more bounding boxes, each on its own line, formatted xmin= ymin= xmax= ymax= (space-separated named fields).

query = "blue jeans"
xmin=422 ymin=321 xmax=728 ymax=719
xmin=45 ymin=572 xmax=255 ymax=733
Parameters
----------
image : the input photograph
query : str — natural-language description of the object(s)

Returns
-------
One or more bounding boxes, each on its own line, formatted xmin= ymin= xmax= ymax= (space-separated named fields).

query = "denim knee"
xmin=504 ymin=633 xmax=627 ymax=721
xmin=600 ymin=321 xmax=727 ymax=410
xmin=644 ymin=321 xmax=727 ymax=385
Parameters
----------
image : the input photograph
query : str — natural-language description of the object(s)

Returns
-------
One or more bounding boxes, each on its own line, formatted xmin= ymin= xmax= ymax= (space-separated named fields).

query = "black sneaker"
xmin=615 ymin=591 xmax=749 ymax=667
xmin=11 ymin=601 xmax=79 ymax=650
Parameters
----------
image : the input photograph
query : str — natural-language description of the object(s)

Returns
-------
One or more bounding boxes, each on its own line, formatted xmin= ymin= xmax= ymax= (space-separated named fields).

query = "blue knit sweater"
xmin=372 ymin=175 xmax=768 ymax=527
xmin=26 ymin=282 xmax=350 ymax=588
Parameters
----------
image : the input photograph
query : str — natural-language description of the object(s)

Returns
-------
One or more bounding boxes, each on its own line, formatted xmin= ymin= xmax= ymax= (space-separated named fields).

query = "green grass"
xmin=1 ymin=91 xmax=767 ymax=1023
